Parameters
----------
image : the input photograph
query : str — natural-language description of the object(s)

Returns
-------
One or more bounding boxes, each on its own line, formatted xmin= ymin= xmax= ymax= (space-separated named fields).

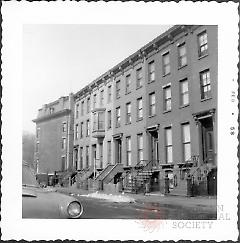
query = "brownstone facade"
xmin=34 ymin=25 xmax=217 ymax=195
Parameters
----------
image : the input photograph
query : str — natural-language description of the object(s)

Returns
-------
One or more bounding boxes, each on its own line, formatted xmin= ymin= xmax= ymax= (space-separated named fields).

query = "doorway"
xmin=92 ymin=144 xmax=97 ymax=167
xmin=149 ymin=131 xmax=159 ymax=162
xmin=200 ymin=117 xmax=214 ymax=164
xmin=99 ymin=142 xmax=103 ymax=169
xmin=207 ymin=168 xmax=217 ymax=195
xmin=115 ymin=139 xmax=122 ymax=164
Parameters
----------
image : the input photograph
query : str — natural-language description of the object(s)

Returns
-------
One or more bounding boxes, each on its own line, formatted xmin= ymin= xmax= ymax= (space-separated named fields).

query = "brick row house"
xmin=33 ymin=25 xmax=217 ymax=195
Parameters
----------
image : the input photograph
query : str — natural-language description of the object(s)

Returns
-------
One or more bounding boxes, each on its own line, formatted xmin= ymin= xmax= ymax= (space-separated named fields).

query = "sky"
xmin=23 ymin=24 xmax=172 ymax=134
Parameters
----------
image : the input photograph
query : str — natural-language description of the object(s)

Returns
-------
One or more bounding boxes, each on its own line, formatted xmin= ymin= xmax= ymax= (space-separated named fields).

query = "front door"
xmin=92 ymin=144 xmax=97 ymax=167
xmin=201 ymin=117 xmax=214 ymax=164
xmin=116 ymin=139 xmax=122 ymax=164
xmin=99 ymin=142 xmax=103 ymax=169
xmin=150 ymin=131 xmax=159 ymax=162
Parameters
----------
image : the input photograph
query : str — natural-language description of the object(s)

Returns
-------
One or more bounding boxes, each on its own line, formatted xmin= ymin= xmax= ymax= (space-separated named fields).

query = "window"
xmin=62 ymin=138 xmax=66 ymax=150
xmin=86 ymin=146 xmax=89 ymax=168
xmin=36 ymin=127 xmax=40 ymax=139
xmin=62 ymin=123 xmax=67 ymax=132
xmin=75 ymin=104 xmax=79 ymax=118
xmin=165 ymin=127 xmax=173 ymax=163
xmin=137 ymin=134 xmax=143 ymax=162
xmin=116 ymin=107 xmax=121 ymax=128
xmin=74 ymin=148 xmax=78 ymax=170
xmin=107 ymin=141 xmax=112 ymax=164
xmin=93 ymin=94 xmax=97 ymax=109
xmin=163 ymin=86 xmax=171 ymax=112
xmin=180 ymin=78 xmax=189 ymax=106
xmin=86 ymin=119 xmax=90 ymax=137
xmin=80 ymin=122 xmax=84 ymax=138
xmin=80 ymin=147 xmax=83 ymax=169
xmin=126 ymin=102 xmax=131 ymax=124
xmin=149 ymin=92 xmax=156 ymax=116
xmin=137 ymin=97 xmax=143 ymax=121
xmin=125 ymin=74 xmax=131 ymax=94
xmin=81 ymin=101 xmax=84 ymax=116
xmin=36 ymin=142 xmax=39 ymax=153
xmin=126 ymin=136 xmax=132 ymax=166
xmin=36 ymin=159 xmax=39 ymax=174
xmin=162 ymin=52 xmax=170 ymax=76
xmin=93 ymin=112 xmax=104 ymax=131
xmin=148 ymin=61 xmax=155 ymax=82
xmin=136 ymin=67 xmax=143 ymax=88
xmin=98 ymin=112 xmax=104 ymax=130
xmin=178 ymin=43 xmax=187 ymax=68
xmin=49 ymin=107 xmax=55 ymax=114
xmin=87 ymin=97 xmax=90 ymax=113
xmin=182 ymin=123 xmax=191 ymax=162
xmin=75 ymin=124 xmax=79 ymax=140
xmin=200 ymin=69 xmax=211 ymax=100
xmin=116 ymin=80 xmax=121 ymax=99
xmin=198 ymin=30 xmax=208 ymax=57
xmin=107 ymin=85 xmax=112 ymax=103
xmin=107 ymin=110 xmax=112 ymax=129
xmin=61 ymin=156 xmax=66 ymax=171
xmin=100 ymin=90 xmax=104 ymax=107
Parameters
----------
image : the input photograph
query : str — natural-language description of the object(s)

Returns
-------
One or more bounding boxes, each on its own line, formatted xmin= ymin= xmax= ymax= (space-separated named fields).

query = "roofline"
xmin=74 ymin=25 xmax=199 ymax=100
xmin=33 ymin=109 xmax=71 ymax=123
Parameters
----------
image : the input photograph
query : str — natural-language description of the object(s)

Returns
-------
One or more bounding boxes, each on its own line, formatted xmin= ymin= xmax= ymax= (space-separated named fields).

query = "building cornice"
xmin=74 ymin=25 xmax=201 ymax=100
xmin=33 ymin=109 xmax=71 ymax=123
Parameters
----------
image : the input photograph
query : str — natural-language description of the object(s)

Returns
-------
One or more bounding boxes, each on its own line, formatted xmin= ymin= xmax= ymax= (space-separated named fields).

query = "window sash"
xmin=198 ymin=31 xmax=208 ymax=56
xmin=165 ymin=127 xmax=173 ymax=163
xmin=126 ymin=137 xmax=132 ymax=165
xmin=148 ymin=62 xmax=155 ymax=82
xmin=200 ymin=70 xmax=211 ymax=99
xmin=137 ymin=134 xmax=143 ymax=162
xmin=81 ymin=101 xmax=84 ymax=116
xmin=86 ymin=120 xmax=90 ymax=136
xmin=166 ymin=146 xmax=173 ymax=163
xmin=163 ymin=53 xmax=170 ymax=75
xmin=126 ymin=75 xmax=131 ymax=93
xmin=116 ymin=107 xmax=121 ymax=127
xmin=108 ymin=86 xmax=112 ymax=103
xmin=62 ymin=138 xmax=66 ymax=150
xmin=126 ymin=103 xmax=131 ymax=123
xmin=87 ymin=98 xmax=90 ymax=113
xmin=93 ymin=95 xmax=97 ymax=109
xmin=164 ymin=87 xmax=171 ymax=111
xmin=178 ymin=44 xmax=187 ymax=67
xmin=107 ymin=111 xmax=112 ymax=129
xmin=75 ymin=124 xmax=79 ymax=139
xmin=116 ymin=81 xmax=120 ymax=98
xmin=100 ymin=90 xmax=104 ymax=106
xmin=136 ymin=68 xmax=143 ymax=88
xmin=75 ymin=104 xmax=79 ymax=118
xmin=137 ymin=98 xmax=143 ymax=119
xmin=149 ymin=93 xmax=156 ymax=116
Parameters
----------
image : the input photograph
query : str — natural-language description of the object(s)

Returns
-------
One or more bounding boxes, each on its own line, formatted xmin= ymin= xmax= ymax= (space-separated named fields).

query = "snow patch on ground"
xmin=80 ymin=192 xmax=135 ymax=203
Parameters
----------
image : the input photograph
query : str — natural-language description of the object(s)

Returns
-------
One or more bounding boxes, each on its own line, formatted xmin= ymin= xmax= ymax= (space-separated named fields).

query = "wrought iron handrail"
xmin=132 ymin=159 xmax=160 ymax=193
xmin=190 ymin=154 xmax=216 ymax=180
xmin=119 ymin=160 xmax=148 ymax=183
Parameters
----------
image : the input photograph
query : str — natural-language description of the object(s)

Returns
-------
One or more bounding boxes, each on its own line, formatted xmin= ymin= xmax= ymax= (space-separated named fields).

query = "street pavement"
xmin=55 ymin=186 xmax=217 ymax=219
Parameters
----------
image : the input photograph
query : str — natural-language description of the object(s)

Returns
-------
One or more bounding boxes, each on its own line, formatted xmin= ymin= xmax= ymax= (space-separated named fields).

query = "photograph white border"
xmin=1 ymin=1 xmax=239 ymax=241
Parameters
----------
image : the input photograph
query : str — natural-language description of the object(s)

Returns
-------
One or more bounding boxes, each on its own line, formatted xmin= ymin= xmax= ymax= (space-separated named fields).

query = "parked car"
xmin=22 ymin=161 xmax=83 ymax=218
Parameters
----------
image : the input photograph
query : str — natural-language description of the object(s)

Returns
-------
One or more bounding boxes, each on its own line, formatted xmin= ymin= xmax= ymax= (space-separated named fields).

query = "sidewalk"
xmin=55 ymin=186 xmax=216 ymax=211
